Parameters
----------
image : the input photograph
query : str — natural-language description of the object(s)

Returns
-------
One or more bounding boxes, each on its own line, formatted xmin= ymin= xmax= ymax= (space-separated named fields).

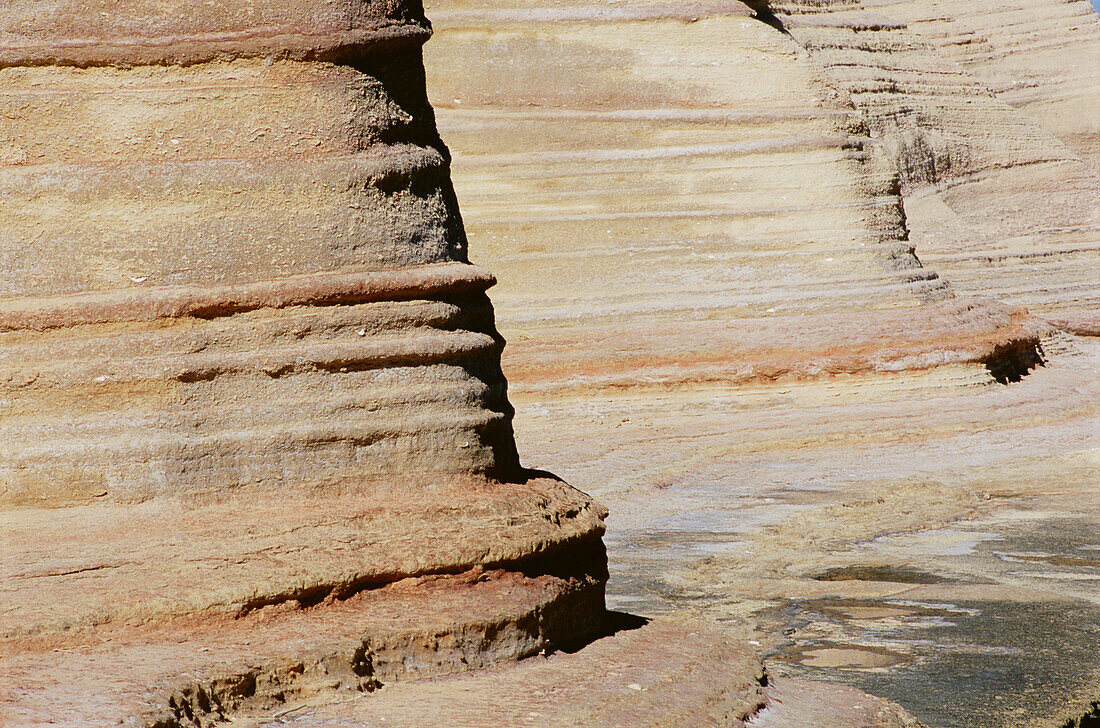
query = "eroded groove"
xmin=143 ymin=536 xmax=609 ymax=728
xmin=0 ymin=24 xmax=433 ymax=70
xmin=0 ymin=263 xmax=495 ymax=333
xmin=231 ymin=519 xmax=608 ymax=621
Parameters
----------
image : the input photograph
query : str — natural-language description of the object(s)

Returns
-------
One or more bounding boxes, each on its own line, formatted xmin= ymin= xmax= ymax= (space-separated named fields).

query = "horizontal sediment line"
xmin=0 ymin=408 xmax=510 ymax=463
xmin=0 ymin=263 xmax=496 ymax=333
xmin=430 ymin=1 xmax=754 ymax=27
xmin=461 ymin=196 xmax=899 ymax=225
xmin=1044 ymin=312 xmax=1100 ymax=338
xmin=0 ymin=477 xmax=608 ymax=639
xmin=459 ymin=135 xmax=854 ymax=166
xmin=501 ymin=298 xmax=1051 ymax=391
xmin=437 ymin=106 xmax=858 ymax=124
xmin=146 ymin=563 xmax=606 ymax=727
xmin=0 ymin=143 xmax=446 ymax=187
xmin=0 ymin=23 xmax=432 ymax=69
xmin=3 ymin=329 xmax=502 ymax=387
xmin=776 ymin=11 xmax=908 ymax=30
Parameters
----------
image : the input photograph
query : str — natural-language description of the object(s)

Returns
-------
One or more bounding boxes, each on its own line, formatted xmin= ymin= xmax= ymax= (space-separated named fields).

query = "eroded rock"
xmin=0 ymin=2 xmax=609 ymax=724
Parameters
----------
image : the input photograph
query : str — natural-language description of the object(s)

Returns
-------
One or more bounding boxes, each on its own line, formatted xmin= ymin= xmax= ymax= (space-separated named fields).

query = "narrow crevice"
xmin=741 ymin=665 xmax=775 ymax=725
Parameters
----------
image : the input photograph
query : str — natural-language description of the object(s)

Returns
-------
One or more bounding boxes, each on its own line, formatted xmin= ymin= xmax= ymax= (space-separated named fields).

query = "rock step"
xmin=0 ymin=477 xmax=607 ymax=639
xmin=0 ymin=567 xmax=605 ymax=727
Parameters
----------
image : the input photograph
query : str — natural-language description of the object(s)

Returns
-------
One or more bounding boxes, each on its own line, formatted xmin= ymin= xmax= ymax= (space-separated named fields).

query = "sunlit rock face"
xmin=752 ymin=0 xmax=1100 ymax=328
xmin=0 ymin=0 xmax=522 ymax=505
xmin=0 ymin=3 xmax=608 ymax=724
xmin=416 ymin=2 xmax=1099 ymax=728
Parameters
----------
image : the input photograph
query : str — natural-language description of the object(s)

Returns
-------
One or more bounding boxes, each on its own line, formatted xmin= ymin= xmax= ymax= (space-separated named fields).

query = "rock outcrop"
xmin=0 ymin=0 xmax=514 ymax=504
xmin=422 ymin=0 xmax=1052 ymax=400
xmin=0 ymin=2 xmax=608 ymax=725
xmin=3 ymin=0 xmax=1097 ymax=726
xmin=414 ymin=1 xmax=1098 ymax=727
xmin=751 ymin=0 xmax=1100 ymax=327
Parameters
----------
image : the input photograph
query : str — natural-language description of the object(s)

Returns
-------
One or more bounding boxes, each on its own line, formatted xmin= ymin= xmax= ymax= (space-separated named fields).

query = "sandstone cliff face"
xmin=2 ymin=0 xmax=1097 ymax=726
xmin=415 ymin=1 xmax=1098 ymax=727
xmin=0 ymin=2 xmax=608 ymax=725
xmin=754 ymin=0 xmax=1100 ymax=327
xmin=0 ymin=0 xmax=516 ymax=505
xmin=422 ymin=0 xmax=1051 ymax=399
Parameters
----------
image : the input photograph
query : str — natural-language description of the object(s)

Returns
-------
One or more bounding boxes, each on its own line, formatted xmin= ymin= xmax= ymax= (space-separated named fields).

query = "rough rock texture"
xmin=249 ymin=619 xmax=924 ymax=728
xmin=422 ymin=0 xmax=1050 ymax=399
xmin=866 ymin=0 xmax=1100 ymax=330
xmin=760 ymin=0 xmax=1100 ymax=324
xmin=2 ymin=569 xmax=601 ymax=726
xmin=0 ymin=3 xmax=517 ymax=501
xmin=1 ymin=477 xmax=605 ymax=639
xmin=219 ymin=619 xmax=924 ymax=728
xmin=252 ymin=619 xmax=773 ymax=728
xmin=3 ymin=0 xmax=1097 ymax=726
xmin=414 ymin=1 xmax=1098 ymax=727
xmin=0 ymin=1 xmax=610 ymax=724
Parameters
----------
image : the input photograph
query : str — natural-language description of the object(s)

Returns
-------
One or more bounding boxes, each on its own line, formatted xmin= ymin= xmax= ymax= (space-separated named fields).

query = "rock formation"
xmin=422 ymin=0 xmax=1052 ymax=399
xmin=411 ymin=1 xmax=1098 ymax=726
xmin=749 ymin=0 xmax=1100 ymax=330
xmin=0 ymin=2 xmax=608 ymax=724
xmin=3 ymin=0 xmax=1097 ymax=726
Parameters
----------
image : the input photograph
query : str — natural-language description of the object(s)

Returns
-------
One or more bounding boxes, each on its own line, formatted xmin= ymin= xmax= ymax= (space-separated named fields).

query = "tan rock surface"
xmin=865 ymin=0 xmax=1100 ymax=325
xmin=251 ymin=619 xmax=772 ymax=728
xmin=0 ymin=0 xmax=518 ymax=502
xmin=2 ymin=569 xmax=602 ymax=727
xmin=0 ymin=1 xmax=611 ymax=724
xmin=227 ymin=619 xmax=923 ymax=728
xmin=415 ymin=0 xmax=1099 ymax=726
xmin=2 ymin=0 xmax=1097 ymax=725
xmin=423 ymin=0 xmax=1051 ymax=401
xmin=0 ymin=477 xmax=605 ymax=639
xmin=763 ymin=0 xmax=1100 ymax=323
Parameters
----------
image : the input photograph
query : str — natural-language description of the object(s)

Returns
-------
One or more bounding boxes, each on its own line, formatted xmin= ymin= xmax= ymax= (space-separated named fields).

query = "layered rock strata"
xmin=749 ymin=0 xmax=1100 ymax=325
xmin=415 ymin=1 xmax=1098 ymax=726
xmin=0 ymin=1 xmax=607 ymax=724
xmin=5 ymin=0 xmax=1095 ymax=725
xmin=861 ymin=0 xmax=1100 ymax=331
xmin=422 ymin=0 xmax=1050 ymax=399
xmin=0 ymin=2 xmax=513 ymax=504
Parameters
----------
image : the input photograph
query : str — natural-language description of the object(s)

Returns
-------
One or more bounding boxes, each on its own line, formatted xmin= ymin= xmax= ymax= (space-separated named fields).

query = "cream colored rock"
xmin=0 ymin=1 xmax=609 ymax=724
xmin=423 ymin=0 xmax=1049 ymax=404
xmin=758 ymin=0 xmax=1100 ymax=324
xmin=419 ymin=1 xmax=1099 ymax=727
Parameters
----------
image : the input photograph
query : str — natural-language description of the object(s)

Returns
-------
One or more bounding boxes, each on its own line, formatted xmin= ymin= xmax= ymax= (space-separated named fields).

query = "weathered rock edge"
xmin=0 ymin=545 xmax=608 ymax=727
xmin=0 ymin=0 xmax=433 ymax=68
xmin=146 ymin=554 xmax=608 ymax=727
xmin=506 ymin=297 xmax=1052 ymax=393
xmin=0 ymin=262 xmax=494 ymax=333
xmin=1 ymin=477 xmax=608 ymax=640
